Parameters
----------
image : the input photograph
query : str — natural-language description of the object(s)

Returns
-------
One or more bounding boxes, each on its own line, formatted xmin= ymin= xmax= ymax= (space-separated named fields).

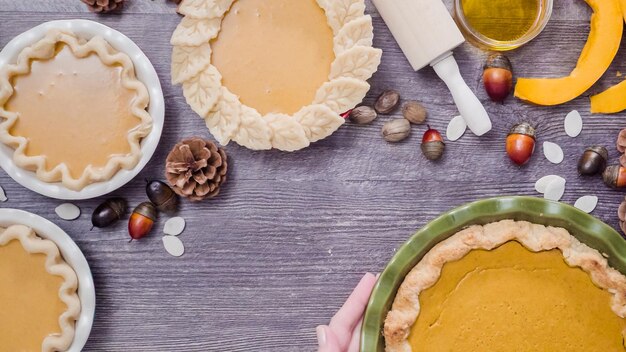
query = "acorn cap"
xmin=603 ymin=165 xmax=619 ymax=188
xmin=147 ymin=180 xmax=179 ymax=213
xmin=133 ymin=202 xmax=157 ymax=221
xmin=484 ymin=53 xmax=512 ymax=72
xmin=508 ymin=123 xmax=535 ymax=139
xmin=421 ymin=141 xmax=445 ymax=161
xmin=585 ymin=146 xmax=608 ymax=162
xmin=108 ymin=198 xmax=127 ymax=217
xmin=157 ymin=196 xmax=178 ymax=213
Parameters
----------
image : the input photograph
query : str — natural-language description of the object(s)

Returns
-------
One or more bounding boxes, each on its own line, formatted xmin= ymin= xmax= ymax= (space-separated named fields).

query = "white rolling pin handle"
xmin=431 ymin=53 xmax=492 ymax=136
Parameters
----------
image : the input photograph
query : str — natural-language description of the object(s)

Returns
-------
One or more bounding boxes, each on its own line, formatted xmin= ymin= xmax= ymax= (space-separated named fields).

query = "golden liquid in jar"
xmin=461 ymin=0 xmax=540 ymax=42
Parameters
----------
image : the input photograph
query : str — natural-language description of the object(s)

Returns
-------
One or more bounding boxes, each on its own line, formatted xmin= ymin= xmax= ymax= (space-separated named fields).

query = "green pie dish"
xmin=360 ymin=196 xmax=626 ymax=352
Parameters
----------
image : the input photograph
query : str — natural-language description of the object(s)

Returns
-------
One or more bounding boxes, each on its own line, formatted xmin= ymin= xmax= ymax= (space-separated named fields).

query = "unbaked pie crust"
xmin=384 ymin=220 xmax=626 ymax=352
xmin=0 ymin=224 xmax=80 ymax=352
xmin=0 ymin=29 xmax=153 ymax=191
xmin=171 ymin=0 xmax=382 ymax=151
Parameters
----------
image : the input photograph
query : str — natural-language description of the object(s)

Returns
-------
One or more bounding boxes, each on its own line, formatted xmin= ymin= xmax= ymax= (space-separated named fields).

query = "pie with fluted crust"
xmin=0 ymin=224 xmax=80 ymax=352
xmin=384 ymin=220 xmax=626 ymax=352
xmin=171 ymin=0 xmax=381 ymax=151
xmin=0 ymin=29 xmax=153 ymax=191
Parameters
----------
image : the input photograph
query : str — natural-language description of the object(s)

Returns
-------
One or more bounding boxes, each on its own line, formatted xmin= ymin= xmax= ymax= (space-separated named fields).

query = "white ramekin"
xmin=0 ymin=208 xmax=95 ymax=352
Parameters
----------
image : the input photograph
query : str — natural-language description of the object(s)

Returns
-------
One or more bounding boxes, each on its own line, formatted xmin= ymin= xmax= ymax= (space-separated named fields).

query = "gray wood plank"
xmin=1 ymin=1 xmax=626 ymax=351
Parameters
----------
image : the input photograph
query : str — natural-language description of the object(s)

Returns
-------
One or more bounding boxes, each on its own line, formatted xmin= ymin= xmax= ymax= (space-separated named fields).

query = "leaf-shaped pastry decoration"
xmin=264 ymin=114 xmax=310 ymax=152
xmin=183 ymin=65 xmax=222 ymax=117
xmin=295 ymin=104 xmax=345 ymax=143
xmin=178 ymin=0 xmax=234 ymax=19
xmin=314 ymin=77 xmax=370 ymax=113
xmin=321 ymin=0 xmax=366 ymax=34
xmin=171 ymin=44 xmax=212 ymax=84
xmin=204 ymin=88 xmax=241 ymax=145
xmin=231 ymin=106 xmax=273 ymax=150
xmin=171 ymin=17 xmax=221 ymax=46
xmin=334 ymin=15 xmax=374 ymax=54
xmin=205 ymin=116 xmax=233 ymax=146
xmin=330 ymin=46 xmax=382 ymax=81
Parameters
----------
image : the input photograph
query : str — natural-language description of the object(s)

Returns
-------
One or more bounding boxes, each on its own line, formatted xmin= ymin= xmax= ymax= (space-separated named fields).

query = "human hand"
xmin=316 ymin=273 xmax=378 ymax=352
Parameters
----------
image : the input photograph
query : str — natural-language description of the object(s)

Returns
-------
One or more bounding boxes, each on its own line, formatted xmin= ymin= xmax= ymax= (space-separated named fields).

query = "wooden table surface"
xmin=1 ymin=0 xmax=625 ymax=351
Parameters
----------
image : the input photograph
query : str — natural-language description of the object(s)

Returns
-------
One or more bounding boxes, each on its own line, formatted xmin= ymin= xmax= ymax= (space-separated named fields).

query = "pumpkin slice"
xmin=589 ymin=0 xmax=626 ymax=113
xmin=515 ymin=0 xmax=623 ymax=106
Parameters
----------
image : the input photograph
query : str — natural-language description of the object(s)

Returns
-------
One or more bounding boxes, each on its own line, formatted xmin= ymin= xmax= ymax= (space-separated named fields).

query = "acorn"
xmin=128 ymin=202 xmax=157 ymax=241
xmin=603 ymin=165 xmax=626 ymax=188
xmin=146 ymin=180 xmax=178 ymax=213
xmin=506 ymin=123 xmax=535 ymax=165
xmin=91 ymin=198 xmax=127 ymax=229
xmin=483 ymin=53 xmax=513 ymax=102
xmin=382 ymin=119 xmax=411 ymax=142
xmin=577 ymin=146 xmax=608 ymax=176
xmin=421 ymin=126 xmax=445 ymax=160
xmin=375 ymin=90 xmax=400 ymax=114
xmin=349 ymin=106 xmax=378 ymax=125
xmin=402 ymin=101 xmax=427 ymax=125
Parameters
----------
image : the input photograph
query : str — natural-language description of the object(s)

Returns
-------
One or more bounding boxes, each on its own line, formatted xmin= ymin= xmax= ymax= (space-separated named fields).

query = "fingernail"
xmin=316 ymin=325 xmax=327 ymax=346
xmin=375 ymin=273 xmax=381 ymax=279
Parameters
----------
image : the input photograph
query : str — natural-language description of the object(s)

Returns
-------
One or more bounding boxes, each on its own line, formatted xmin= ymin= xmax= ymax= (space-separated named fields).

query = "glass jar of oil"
xmin=454 ymin=0 xmax=553 ymax=51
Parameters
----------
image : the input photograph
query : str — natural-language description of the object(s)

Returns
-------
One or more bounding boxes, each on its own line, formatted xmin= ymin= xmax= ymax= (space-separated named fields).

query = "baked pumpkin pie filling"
xmin=4 ymin=43 xmax=141 ymax=179
xmin=409 ymin=241 xmax=626 ymax=351
xmin=0 ymin=239 xmax=67 ymax=351
xmin=211 ymin=0 xmax=335 ymax=115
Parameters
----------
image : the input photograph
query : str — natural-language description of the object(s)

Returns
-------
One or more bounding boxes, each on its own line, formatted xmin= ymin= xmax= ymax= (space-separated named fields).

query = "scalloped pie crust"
xmin=384 ymin=220 xmax=626 ymax=352
xmin=0 ymin=224 xmax=80 ymax=352
xmin=171 ymin=0 xmax=382 ymax=151
xmin=0 ymin=29 xmax=153 ymax=191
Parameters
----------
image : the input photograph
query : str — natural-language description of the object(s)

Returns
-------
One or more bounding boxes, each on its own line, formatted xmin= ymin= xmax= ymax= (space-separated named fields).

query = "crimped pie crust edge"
xmin=0 ymin=224 xmax=81 ymax=352
xmin=383 ymin=219 xmax=626 ymax=352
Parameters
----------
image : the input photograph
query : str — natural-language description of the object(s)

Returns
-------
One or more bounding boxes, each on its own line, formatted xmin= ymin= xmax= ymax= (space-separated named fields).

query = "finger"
xmin=347 ymin=319 xmax=363 ymax=352
xmin=317 ymin=325 xmax=341 ymax=352
xmin=329 ymin=273 xmax=377 ymax=349
xmin=330 ymin=273 xmax=377 ymax=331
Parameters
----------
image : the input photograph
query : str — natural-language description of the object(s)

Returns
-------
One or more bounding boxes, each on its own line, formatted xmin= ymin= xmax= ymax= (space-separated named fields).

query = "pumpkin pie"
xmin=0 ymin=224 xmax=80 ymax=352
xmin=384 ymin=220 xmax=626 ymax=351
xmin=0 ymin=29 xmax=153 ymax=191
xmin=171 ymin=0 xmax=382 ymax=151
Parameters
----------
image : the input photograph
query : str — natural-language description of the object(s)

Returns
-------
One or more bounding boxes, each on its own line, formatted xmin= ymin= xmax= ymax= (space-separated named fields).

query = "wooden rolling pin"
xmin=372 ymin=0 xmax=492 ymax=136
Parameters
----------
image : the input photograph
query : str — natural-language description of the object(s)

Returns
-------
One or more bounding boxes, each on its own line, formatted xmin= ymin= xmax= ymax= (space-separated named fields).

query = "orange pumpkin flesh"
xmin=514 ymin=0 xmax=623 ymax=106
xmin=589 ymin=0 xmax=626 ymax=113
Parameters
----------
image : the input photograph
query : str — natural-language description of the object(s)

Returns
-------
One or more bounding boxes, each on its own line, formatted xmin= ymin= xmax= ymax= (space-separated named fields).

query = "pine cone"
xmin=81 ymin=0 xmax=124 ymax=12
xmin=619 ymin=197 xmax=626 ymax=234
xmin=165 ymin=138 xmax=228 ymax=201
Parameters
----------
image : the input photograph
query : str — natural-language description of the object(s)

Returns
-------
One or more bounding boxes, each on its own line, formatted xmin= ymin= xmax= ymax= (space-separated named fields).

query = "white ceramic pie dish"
xmin=0 ymin=208 xmax=95 ymax=352
xmin=0 ymin=19 xmax=164 ymax=200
